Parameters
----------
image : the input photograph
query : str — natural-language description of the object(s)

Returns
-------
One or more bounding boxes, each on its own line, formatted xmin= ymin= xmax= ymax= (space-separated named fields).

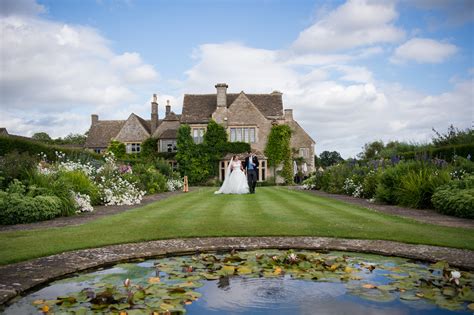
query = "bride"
xmin=214 ymin=155 xmax=249 ymax=194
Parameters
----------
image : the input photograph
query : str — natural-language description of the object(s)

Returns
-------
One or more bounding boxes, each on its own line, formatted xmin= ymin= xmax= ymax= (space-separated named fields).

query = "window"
xmin=299 ymin=148 xmax=309 ymax=158
xmin=259 ymin=160 xmax=267 ymax=181
xmin=229 ymin=127 xmax=256 ymax=143
xmin=160 ymin=140 xmax=177 ymax=152
xmin=192 ymin=127 xmax=205 ymax=144
xmin=94 ymin=148 xmax=103 ymax=154
xmin=126 ymin=143 xmax=141 ymax=154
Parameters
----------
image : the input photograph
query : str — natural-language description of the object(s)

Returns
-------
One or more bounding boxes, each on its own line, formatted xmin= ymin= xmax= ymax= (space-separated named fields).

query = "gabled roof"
xmin=85 ymin=120 xmax=125 ymax=148
xmin=158 ymin=129 xmax=178 ymax=139
xmin=181 ymin=93 xmax=283 ymax=123
xmin=163 ymin=112 xmax=180 ymax=121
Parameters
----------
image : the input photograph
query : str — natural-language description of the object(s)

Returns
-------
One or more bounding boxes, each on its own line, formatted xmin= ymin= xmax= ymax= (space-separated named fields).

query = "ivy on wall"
xmin=264 ymin=124 xmax=293 ymax=184
xmin=176 ymin=120 xmax=250 ymax=184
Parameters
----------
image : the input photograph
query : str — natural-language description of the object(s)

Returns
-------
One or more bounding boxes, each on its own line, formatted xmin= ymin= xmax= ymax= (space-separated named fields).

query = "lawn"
xmin=0 ymin=186 xmax=473 ymax=265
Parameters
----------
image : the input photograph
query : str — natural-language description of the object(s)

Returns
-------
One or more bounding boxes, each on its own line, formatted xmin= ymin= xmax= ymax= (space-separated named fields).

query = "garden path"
xmin=295 ymin=187 xmax=474 ymax=229
xmin=0 ymin=189 xmax=191 ymax=232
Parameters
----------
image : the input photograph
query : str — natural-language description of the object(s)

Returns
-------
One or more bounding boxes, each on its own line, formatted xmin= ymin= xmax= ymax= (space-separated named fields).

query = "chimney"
xmin=284 ymin=109 xmax=293 ymax=121
xmin=151 ymin=94 xmax=158 ymax=133
xmin=91 ymin=114 xmax=98 ymax=125
xmin=166 ymin=100 xmax=171 ymax=116
xmin=215 ymin=83 xmax=228 ymax=107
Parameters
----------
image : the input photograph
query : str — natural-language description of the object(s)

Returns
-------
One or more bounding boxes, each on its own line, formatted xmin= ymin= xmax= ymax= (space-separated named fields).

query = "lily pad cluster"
xmin=33 ymin=250 xmax=474 ymax=314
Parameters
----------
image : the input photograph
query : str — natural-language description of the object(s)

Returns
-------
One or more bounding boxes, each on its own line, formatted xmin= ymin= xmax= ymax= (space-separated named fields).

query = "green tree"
xmin=107 ymin=140 xmax=126 ymax=158
xmin=32 ymin=132 xmax=52 ymax=143
xmin=358 ymin=140 xmax=385 ymax=160
xmin=62 ymin=133 xmax=87 ymax=145
xmin=265 ymin=124 xmax=293 ymax=184
xmin=319 ymin=151 xmax=344 ymax=167
xmin=203 ymin=120 xmax=228 ymax=176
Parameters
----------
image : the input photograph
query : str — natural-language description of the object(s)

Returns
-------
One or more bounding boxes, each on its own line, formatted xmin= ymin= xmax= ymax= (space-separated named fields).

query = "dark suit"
xmin=244 ymin=155 xmax=259 ymax=193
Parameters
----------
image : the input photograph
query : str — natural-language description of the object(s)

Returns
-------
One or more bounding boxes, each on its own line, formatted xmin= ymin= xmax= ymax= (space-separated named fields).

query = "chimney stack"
xmin=91 ymin=114 xmax=98 ymax=125
xmin=151 ymin=94 xmax=158 ymax=133
xmin=166 ymin=100 xmax=171 ymax=116
xmin=215 ymin=83 xmax=228 ymax=107
xmin=284 ymin=109 xmax=293 ymax=121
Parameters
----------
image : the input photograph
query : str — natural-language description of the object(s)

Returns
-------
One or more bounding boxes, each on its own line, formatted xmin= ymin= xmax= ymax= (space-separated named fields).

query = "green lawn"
xmin=1 ymin=187 xmax=473 ymax=265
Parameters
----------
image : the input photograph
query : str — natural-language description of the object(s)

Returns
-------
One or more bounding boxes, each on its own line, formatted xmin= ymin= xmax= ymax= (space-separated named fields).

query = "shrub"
xmin=27 ymin=172 xmax=77 ymax=216
xmin=361 ymin=169 xmax=379 ymax=199
xmin=396 ymin=168 xmax=450 ymax=209
xmin=0 ymin=191 xmax=63 ymax=225
xmin=58 ymin=170 xmax=101 ymax=205
xmin=0 ymin=151 xmax=38 ymax=188
xmin=320 ymin=163 xmax=352 ymax=194
xmin=431 ymin=176 xmax=474 ymax=218
xmin=107 ymin=140 xmax=126 ymax=158
xmin=375 ymin=161 xmax=418 ymax=204
xmin=129 ymin=164 xmax=167 ymax=194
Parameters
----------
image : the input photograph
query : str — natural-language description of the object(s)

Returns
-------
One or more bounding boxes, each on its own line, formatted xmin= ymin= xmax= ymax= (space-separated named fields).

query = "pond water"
xmin=4 ymin=250 xmax=474 ymax=314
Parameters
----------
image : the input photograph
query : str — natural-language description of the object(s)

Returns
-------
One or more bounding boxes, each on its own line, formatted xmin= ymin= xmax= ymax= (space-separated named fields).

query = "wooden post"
xmin=183 ymin=176 xmax=189 ymax=192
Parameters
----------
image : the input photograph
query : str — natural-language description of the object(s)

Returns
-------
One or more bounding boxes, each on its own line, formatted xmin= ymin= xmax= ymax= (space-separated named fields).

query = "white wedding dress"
xmin=214 ymin=159 xmax=249 ymax=194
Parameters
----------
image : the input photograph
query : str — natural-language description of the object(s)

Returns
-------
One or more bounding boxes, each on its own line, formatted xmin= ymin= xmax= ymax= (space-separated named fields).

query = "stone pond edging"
xmin=1 ymin=236 xmax=473 ymax=306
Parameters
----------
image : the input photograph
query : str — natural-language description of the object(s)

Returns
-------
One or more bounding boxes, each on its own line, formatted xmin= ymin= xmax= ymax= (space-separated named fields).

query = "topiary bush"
xmin=431 ymin=176 xmax=474 ymax=218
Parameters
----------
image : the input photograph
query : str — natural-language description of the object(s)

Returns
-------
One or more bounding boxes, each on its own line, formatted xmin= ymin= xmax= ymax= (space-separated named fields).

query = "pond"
xmin=4 ymin=250 xmax=474 ymax=314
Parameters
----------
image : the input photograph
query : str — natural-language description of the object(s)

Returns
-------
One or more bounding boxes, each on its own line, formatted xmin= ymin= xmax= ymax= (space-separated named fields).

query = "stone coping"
xmin=1 ymin=236 xmax=473 ymax=306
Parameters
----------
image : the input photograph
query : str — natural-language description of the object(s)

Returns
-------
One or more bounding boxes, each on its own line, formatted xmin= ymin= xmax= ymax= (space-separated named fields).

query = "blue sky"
xmin=1 ymin=0 xmax=473 ymax=157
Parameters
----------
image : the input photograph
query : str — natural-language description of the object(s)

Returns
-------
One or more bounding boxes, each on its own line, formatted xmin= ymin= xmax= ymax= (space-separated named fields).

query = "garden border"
xmin=1 ymin=236 xmax=473 ymax=306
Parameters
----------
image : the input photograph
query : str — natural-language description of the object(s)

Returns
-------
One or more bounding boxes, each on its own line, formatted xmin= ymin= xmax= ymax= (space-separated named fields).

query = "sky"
xmin=0 ymin=0 xmax=473 ymax=158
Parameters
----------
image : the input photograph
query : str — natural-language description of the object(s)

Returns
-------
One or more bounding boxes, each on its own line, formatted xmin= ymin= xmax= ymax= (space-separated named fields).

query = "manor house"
xmin=85 ymin=83 xmax=315 ymax=181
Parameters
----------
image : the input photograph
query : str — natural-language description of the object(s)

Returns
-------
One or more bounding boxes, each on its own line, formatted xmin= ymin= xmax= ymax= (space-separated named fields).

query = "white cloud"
xmin=292 ymin=0 xmax=405 ymax=53
xmin=391 ymin=38 xmax=458 ymax=63
xmin=183 ymin=42 xmax=472 ymax=158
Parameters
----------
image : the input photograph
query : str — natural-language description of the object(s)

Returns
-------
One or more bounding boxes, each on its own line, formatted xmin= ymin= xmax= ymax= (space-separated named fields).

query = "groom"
xmin=244 ymin=150 xmax=259 ymax=194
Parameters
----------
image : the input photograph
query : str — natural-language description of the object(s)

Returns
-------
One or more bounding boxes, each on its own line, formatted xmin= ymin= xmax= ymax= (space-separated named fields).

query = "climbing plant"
xmin=265 ymin=124 xmax=293 ymax=184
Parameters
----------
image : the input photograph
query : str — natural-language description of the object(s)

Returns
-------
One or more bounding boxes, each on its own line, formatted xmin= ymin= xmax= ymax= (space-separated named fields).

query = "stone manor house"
xmin=85 ymin=83 xmax=315 ymax=182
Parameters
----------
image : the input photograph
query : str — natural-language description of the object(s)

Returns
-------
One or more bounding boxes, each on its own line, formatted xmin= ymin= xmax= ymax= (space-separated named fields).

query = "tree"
xmin=176 ymin=124 xmax=197 ymax=179
xmin=107 ymin=140 xmax=126 ymax=158
xmin=358 ymin=140 xmax=384 ymax=160
xmin=62 ymin=133 xmax=87 ymax=145
xmin=203 ymin=120 xmax=228 ymax=176
xmin=32 ymin=132 xmax=52 ymax=143
xmin=265 ymin=124 xmax=293 ymax=184
xmin=319 ymin=151 xmax=344 ymax=167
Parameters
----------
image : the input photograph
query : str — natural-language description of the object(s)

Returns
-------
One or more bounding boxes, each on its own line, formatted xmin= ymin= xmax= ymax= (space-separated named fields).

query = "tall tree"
xmin=32 ymin=132 xmax=52 ymax=143
xmin=319 ymin=151 xmax=344 ymax=167
xmin=176 ymin=124 xmax=195 ymax=178
xmin=203 ymin=120 xmax=228 ymax=176
xmin=358 ymin=140 xmax=385 ymax=160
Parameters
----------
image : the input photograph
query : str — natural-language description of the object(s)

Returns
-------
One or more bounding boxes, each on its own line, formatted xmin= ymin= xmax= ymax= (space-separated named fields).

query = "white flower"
xmin=288 ymin=253 xmax=298 ymax=262
xmin=450 ymin=270 xmax=461 ymax=285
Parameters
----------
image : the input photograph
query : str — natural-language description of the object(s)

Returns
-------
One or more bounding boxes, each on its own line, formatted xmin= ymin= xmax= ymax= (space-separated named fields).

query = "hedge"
xmin=0 ymin=136 xmax=100 ymax=161
xmin=398 ymin=143 xmax=474 ymax=162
